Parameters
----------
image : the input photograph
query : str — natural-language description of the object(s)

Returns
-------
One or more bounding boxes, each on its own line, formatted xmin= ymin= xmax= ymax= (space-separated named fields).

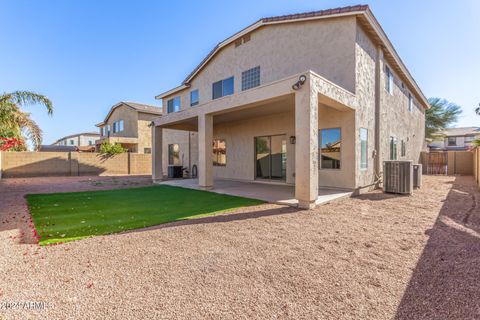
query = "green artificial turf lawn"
xmin=26 ymin=185 xmax=264 ymax=245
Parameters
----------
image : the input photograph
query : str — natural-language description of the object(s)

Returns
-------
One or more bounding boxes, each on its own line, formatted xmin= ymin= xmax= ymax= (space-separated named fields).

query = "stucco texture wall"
xmin=162 ymin=16 xmax=357 ymax=110
xmin=162 ymin=129 xmax=198 ymax=174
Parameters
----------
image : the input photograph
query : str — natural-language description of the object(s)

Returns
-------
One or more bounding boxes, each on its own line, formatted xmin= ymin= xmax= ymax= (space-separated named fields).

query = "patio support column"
xmin=294 ymin=75 xmax=319 ymax=209
xmin=152 ymin=125 xmax=163 ymax=182
xmin=198 ymin=114 xmax=213 ymax=189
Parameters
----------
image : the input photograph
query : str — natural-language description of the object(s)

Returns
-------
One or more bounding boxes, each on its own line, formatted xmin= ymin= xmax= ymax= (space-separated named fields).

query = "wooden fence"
xmin=420 ymin=151 xmax=473 ymax=176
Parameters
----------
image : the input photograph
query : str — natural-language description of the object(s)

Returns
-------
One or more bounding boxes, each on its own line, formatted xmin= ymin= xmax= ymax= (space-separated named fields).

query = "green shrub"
xmin=99 ymin=141 xmax=126 ymax=155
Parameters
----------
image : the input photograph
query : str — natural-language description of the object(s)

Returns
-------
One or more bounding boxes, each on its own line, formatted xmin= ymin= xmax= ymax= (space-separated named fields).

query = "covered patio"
xmin=152 ymin=71 xmax=357 ymax=209
xmin=159 ymin=178 xmax=352 ymax=207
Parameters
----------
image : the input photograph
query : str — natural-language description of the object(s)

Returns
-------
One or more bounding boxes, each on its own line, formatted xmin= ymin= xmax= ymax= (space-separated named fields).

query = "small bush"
xmin=99 ymin=141 xmax=126 ymax=155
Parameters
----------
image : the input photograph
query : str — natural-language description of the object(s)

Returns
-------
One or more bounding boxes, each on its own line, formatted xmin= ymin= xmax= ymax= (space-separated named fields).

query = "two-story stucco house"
xmin=428 ymin=127 xmax=480 ymax=151
xmin=95 ymin=102 xmax=164 ymax=154
xmin=151 ymin=5 xmax=429 ymax=208
xmin=52 ymin=132 xmax=100 ymax=148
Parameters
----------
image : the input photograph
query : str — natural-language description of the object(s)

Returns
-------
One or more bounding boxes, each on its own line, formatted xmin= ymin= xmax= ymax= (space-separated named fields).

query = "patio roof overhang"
xmin=153 ymin=71 xmax=357 ymax=131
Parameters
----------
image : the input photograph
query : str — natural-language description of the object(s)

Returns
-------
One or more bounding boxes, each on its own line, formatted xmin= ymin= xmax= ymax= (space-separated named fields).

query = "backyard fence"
xmin=474 ymin=147 xmax=480 ymax=187
xmin=420 ymin=151 xmax=473 ymax=176
xmin=0 ymin=151 xmax=151 ymax=178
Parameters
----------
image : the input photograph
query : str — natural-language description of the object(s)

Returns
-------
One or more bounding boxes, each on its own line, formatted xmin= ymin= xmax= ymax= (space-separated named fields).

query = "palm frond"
xmin=16 ymin=111 xmax=43 ymax=150
xmin=10 ymin=91 xmax=53 ymax=115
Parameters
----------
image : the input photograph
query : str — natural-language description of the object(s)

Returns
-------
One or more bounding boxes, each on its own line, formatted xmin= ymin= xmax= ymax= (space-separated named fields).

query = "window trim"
xmin=212 ymin=76 xmax=234 ymax=100
xmin=401 ymin=139 xmax=406 ymax=157
xmin=241 ymin=66 xmax=261 ymax=91
xmin=385 ymin=65 xmax=394 ymax=95
xmin=167 ymin=96 xmax=181 ymax=113
xmin=359 ymin=128 xmax=368 ymax=170
xmin=447 ymin=136 xmax=457 ymax=146
xmin=168 ymin=143 xmax=180 ymax=165
xmin=319 ymin=127 xmax=342 ymax=170
xmin=389 ymin=136 xmax=398 ymax=160
xmin=190 ymin=89 xmax=199 ymax=107
xmin=212 ymin=139 xmax=227 ymax=167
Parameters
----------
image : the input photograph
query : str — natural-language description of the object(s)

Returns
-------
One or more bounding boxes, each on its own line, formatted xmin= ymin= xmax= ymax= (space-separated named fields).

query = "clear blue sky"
xmin=1 ymin=0 xmax=479 ymax=146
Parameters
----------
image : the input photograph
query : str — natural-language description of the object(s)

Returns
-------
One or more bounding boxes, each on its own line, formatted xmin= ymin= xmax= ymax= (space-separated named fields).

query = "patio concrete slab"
xmin=159 ymin=178 xmax=352 ymax=207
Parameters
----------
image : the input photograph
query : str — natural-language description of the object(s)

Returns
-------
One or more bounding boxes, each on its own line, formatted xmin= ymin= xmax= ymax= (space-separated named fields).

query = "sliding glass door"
xmin=255 ymin=135 xmax=287 ymax=181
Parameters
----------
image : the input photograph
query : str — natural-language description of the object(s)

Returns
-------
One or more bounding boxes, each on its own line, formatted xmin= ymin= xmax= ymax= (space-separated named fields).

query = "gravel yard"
xmin=0 ymin=175 xmax=479 ymax=319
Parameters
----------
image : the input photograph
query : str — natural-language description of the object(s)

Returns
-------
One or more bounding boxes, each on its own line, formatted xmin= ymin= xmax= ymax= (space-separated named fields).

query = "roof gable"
xmin=96 ymin=102 xmax=162 ymax=126
xmin=154 ymin=5 xmax=429 ymax=109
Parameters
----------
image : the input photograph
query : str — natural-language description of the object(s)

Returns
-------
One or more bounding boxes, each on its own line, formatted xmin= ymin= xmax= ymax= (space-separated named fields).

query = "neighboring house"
xmin=95 ymin=102 xmax=163 ymax=154
xmin=151 ymin=5 xmax=429 ymax=208
xmin=52 ymin=132 xmax=99 ymax=147
xmin=95 ymin=101 xmax=197 ymax=170
xmin=428 ymin=127 xmax=480 ymax=151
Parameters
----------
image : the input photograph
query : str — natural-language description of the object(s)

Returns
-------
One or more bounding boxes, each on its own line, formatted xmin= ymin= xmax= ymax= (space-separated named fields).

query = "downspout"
xmin=188 ymin=131 xmax=191 ymax=173
xmin=374 ymin=45 xmax=382 ymax=186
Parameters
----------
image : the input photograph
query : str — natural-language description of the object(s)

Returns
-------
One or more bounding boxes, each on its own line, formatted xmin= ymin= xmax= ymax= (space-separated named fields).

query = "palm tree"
xmin=475 ymin=103 xmax=480 ymax=116
xmin=426 ymin=97 xmax=462 ymax=138
xmin=0 ymin=91 xmax=53 ymax=150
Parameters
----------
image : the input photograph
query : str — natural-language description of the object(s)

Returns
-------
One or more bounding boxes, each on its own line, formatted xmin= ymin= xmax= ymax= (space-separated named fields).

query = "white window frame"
xmin=360 ymin=128 xmax=368 ymax=170
xmin=386 ymin=65 xmax=394 ymax=95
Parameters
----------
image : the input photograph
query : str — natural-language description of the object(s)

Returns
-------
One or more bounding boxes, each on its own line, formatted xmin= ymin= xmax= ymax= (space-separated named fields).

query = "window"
xmin=168 ymin=144 xmax=180 ymax=165
xmin=448 ymin=137 xmax=457 ymax=146
xmin=212 ymin=139 xmax=226 ymax=166
xmin=385 ymin=65 xmax=393 ymax=95
xmin=212 ymin=76 xmax=234 ymax=99
xmin=119 ymin=120 xmax=124 ymax=132
xmin=389 ymin=136 xmax=397 ymax=160
xmin=465 ymin=136 xmax=475 ymax=142
xmin=408 ymin=94 xmax=413 ymax=112
xmin=88 ymin=140 xmax=93 ymax=146
xmin=242 ymin=66 xmax=260 ymax=91
xmin=167 ymin=96 xmax=181 ymax=113
xmin=144 ymin=148 xmax=152 ymax=154
xmin=101 ymin=127 xmax=105 ymax=136
xmin=401 ymin=140 xmax=406 ymax=157
xmin=320 ymin=128 xmax=341 ymax=169
xmin=69 ymin=139 xmax=75 ymax=145
xmin=113 ymin=122 xmax=117 ymax=133
xmin=360 ymin=128 xmax=368 ymax=170
xmin=190 ymin=89 xmax=199 ymax=106
xmin=107 ymin=125 xmax=110 ymax=136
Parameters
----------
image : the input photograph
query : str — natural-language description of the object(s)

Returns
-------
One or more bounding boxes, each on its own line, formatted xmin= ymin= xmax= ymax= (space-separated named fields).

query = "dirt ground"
xmin=0 ymin=175 xmax=479 ymax=319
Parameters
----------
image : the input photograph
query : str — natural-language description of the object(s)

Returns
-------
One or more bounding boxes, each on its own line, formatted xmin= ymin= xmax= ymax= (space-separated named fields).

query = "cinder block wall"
xmin=0 ymin=152 xmax=151 ymax=178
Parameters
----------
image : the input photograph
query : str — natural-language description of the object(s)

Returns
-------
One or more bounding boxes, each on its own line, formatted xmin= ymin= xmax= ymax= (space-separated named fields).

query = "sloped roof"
xmin=96 ymin=101 xmax=162 ymax=126
xmin=154 ymin=4 xmax=429 ymax=109
xmin=52 ymin=132 xmax=100 ymax=145
xmin=434 ymin=127 xmax=480 ymax=137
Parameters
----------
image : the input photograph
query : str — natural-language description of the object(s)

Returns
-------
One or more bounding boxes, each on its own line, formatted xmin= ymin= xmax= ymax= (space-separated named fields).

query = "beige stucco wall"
xmin=209 ymin=104 xmax=355 ymax=189
xmin=154 ymin=18 xmax=427 ymax=191
xmin=98 ymin=105 xmax=160 ymax=154
xmin=161 ymin=129 xmax=198 ymax=174
xmin=378 ymin=49 xmax=425 ymax=167
xmin=213 ymin=111 xmax=295 ymax=183
xmin=161 ymin=16 xmax=357 ymax=110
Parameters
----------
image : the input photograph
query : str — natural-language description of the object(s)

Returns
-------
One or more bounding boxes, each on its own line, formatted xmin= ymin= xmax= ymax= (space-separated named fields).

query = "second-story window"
xmin=212 ymin=76 xmax=234 ymax=100
xmin=190 ymin=89 xmax=199 ymax=106
xmin=167 ymin=96 xmax=181 ymax=113
xmin=408 ymin=94 xmax=413 ymax=112
xmin=385 ymin=65 xmax=394 ymax=95
xmin=112 ymin=120 xmax=124 ymax=133
xmin=242 ymin=66 xmax=260 ymax=91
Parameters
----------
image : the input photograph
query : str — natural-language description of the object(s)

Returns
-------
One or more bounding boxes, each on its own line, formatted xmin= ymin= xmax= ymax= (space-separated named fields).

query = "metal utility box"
xmin=383 ymin=160 xmax=413 ymax=195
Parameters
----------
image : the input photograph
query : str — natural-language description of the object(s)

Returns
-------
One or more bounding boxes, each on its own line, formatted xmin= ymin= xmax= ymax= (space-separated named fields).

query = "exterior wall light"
xmin=292 ymin=74 xmax=307 ymax=90
xmin=289 ymin=136 xmax=296 ymax=144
